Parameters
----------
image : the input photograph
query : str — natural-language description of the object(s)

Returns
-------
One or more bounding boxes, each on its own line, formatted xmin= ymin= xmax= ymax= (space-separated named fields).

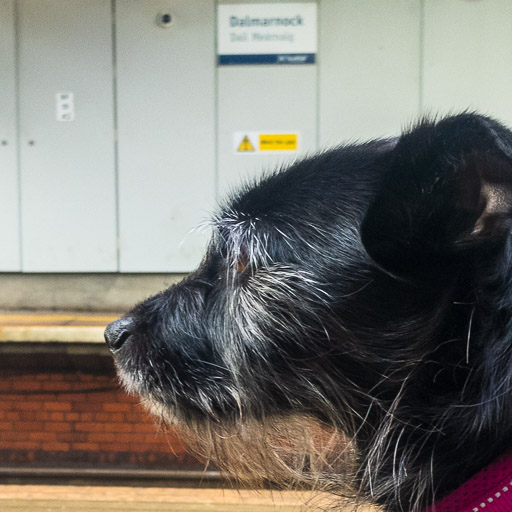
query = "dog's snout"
xmin=104 ymin=317 xmax=135 ymax=352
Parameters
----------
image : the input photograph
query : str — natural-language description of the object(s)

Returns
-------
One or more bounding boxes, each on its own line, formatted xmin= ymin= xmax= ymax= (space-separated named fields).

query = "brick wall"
xmin=0 ymin=352 xmax=201 ymax=470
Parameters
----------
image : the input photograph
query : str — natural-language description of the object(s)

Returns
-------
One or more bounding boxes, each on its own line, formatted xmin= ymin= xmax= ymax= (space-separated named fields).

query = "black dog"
xmin=105 ymin=113 xmax=512 ymax=512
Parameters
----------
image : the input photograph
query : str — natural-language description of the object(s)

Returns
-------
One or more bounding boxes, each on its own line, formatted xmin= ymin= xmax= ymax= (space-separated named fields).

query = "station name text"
xmin=229 ymin=15 xmax=304 ymax=27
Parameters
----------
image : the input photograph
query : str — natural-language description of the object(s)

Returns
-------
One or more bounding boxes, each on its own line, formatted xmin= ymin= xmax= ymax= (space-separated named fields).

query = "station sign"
xmin=217 ymin=3 xmax=317 ymax=65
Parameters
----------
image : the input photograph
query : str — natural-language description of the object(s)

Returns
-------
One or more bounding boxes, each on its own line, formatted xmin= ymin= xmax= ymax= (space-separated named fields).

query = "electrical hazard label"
xmin=237 ymin=135 xmax=255 ymax=152
xmin=234 ymin=132 xmax=299 ymax=154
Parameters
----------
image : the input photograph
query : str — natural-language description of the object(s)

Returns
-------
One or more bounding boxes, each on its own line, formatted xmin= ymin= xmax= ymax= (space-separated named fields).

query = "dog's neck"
xmin=423 ymin=451 xmax=512 ymax=512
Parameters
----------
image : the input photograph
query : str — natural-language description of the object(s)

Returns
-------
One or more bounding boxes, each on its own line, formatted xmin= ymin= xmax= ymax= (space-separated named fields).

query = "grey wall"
xmin=1 ymin=0 xmax=512 ymax=274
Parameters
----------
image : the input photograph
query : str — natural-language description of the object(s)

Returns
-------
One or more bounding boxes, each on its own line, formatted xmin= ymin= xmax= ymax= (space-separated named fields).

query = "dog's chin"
xmin=140 ymin=396 xmax=181 ymax=425
xmin=112 ymin=361 xmax=178 ymax=422
xmin=113 ymin=364 xmax=140 ymax=398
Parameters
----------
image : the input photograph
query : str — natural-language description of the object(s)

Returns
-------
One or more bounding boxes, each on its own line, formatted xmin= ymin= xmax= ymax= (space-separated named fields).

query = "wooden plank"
xmin=0 ymin=313 xmax=118 ymax=343
xmin=0 ymin=485 xmax=377 ymax=511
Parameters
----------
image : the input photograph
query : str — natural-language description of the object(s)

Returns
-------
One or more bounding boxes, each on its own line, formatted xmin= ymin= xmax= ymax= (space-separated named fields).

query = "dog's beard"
xmin=143 ymin=397 xmax=358 ymax=496
xmin=182 ymin=415 xmax=353 ymax=488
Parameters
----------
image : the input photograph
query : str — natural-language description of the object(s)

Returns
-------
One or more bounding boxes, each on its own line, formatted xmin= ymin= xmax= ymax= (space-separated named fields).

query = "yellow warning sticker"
xmin=237 ymin=135 xmax=255 ymax=152
xmin=259 ymin=133 xmax=297 ymax=151
xmin=234 ymin=131 xmax=299 ymax=154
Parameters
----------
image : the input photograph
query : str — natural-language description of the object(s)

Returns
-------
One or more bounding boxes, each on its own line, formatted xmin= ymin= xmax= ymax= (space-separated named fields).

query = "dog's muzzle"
xmin=104 ymin=317 xmax=135 ymax=353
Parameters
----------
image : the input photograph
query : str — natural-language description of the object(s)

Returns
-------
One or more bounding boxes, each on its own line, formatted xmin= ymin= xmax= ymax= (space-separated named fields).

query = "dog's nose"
xmin=104 ymin=317 xmax=135 ymax=352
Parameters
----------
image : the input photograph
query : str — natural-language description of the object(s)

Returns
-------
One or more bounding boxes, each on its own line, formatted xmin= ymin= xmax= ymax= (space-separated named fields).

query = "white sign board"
xmin=217 ymin=3 xmax=317 ymax=65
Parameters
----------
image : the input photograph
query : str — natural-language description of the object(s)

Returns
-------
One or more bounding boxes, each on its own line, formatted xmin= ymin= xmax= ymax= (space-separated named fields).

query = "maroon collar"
xmin=424 ymin=452 xmax=512 ymax=512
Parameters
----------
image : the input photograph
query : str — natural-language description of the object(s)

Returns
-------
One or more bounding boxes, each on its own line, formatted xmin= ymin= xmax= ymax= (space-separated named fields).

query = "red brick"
xmin=41 ymin=442 xmax=70 ymax=451
xmin=20 ymin=411 xmax=50 ymax=421
xmin=12 ymin=401 xmax=43 ymax=411
xmin=106 ymin=433 xmax=142 ymax=443
xmin=0 ymin=441 xmax=40 ymax=450
xmin=83 ymin=392 xmax=119 ymax=402
xmin=105 ymin=444 xmax=136 ymax=452
xmin=7 ymin=432 xmax=32 ymax=442
xmin=94 ymin=412 xmax=123 ymax=422
xmin=0 ymin=401 xmax=14 ymax=411
xmin=57 ymin=432 xmax=88 ymax=443
xmin=79 ymin=413 xmax=94 ymax=421
xmin=43 ymin=402 xmax=71 ymax=412
xmin=103 ymin=403 xmax=132 ymax=412
xmin=49 ymin=412 xmax=65 ymax=421
xmin=87 ymin=433 xmax=116 ymax=443
xmin=16 ymin=421 xmax=44 ymax=431
xmin=77 ymin=374 xmax=95 ymax=381
xmin=72 ymin=442 xmax=100 ymax=451
xmin=0 ymin=411 xmax=21 ymax=421
xmin=0 ymin=394 xmax=20 ymax=402
xmin=74 ymin=422 xmax=105 ymax=432
xmin=103 ymin=423 xmax=133 ymax=433
xmin=28 ymin=432 xmax=57 ymax=442
xmin=0 ymin=395 xmax=14 ymax=411
xmin=123 ymin=413 xmax=145 ymax=422
xmin=11 ymin=381 xmax=42 ymax=391
xmin=65 ymin=413 xmax=80 ymax=421
xmin=71 ymin=402 xmax=104 ymax=412
xmin=120 ymin=443 xmax=156 ymax=453
xmin=41 ymin=381 xmax=74 ymax=391
xmin=45 ymin=422 xmax=71 ymax=432
xmin=53 ymin=393 xmax=83 ymax=402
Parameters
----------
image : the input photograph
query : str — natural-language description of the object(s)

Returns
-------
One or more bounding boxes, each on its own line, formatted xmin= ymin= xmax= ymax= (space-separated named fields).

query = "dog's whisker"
xmin=466 ymin=305 xmax=476 ymax=364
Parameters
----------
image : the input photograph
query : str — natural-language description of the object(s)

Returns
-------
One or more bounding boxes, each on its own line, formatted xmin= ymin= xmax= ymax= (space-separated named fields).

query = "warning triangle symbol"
xmin=237 ymin=135 xmax=255 ymax=152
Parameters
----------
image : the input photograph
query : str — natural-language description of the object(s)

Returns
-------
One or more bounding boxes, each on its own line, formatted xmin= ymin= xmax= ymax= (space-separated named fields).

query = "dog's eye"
xmin=234 ymin=248 xmax=250 ymax=273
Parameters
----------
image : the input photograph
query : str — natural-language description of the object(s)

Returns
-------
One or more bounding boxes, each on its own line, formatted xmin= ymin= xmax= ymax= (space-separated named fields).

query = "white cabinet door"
xmin=0 ymin=0 xmax=20 ymax=270
xmin=116 ymin=0 xmax=215 ymax=272
xmin=18 ymin=0 xmax=117 ymax=271
xmin=319 ymin=0 xmax=421 ymax=146
xmin=423 ymin=0 xmax=512 ymax=123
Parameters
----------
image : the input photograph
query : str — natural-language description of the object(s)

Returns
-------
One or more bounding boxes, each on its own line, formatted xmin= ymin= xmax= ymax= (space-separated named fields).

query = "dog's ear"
xmin=361 ymin=113 xmax=512 ymax=277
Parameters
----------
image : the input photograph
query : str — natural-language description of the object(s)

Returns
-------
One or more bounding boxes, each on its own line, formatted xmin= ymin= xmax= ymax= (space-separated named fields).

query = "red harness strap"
xmin=424 ymin=452 xmax=512 ymax=512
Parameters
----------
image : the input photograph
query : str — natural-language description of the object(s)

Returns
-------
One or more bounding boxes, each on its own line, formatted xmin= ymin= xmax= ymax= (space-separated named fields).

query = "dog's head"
xmin=106 ymin=113 xmax=512 ymax=511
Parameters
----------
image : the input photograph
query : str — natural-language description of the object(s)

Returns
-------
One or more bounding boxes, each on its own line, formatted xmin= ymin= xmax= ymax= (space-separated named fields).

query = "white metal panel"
xmin=217 ymin=65 xmax=317 ymax=196
xmin=423 ymin=0 xmax=512 ymax=123
xmin=116 ymin=0 xmax=215 ymax=272
xmin=319 ymin=0 xmax=421 ymax=147
xmin=18 ymin=0 xmax=117 ymax=271
xmin=0 ymin=0 xmax=20 ymax=270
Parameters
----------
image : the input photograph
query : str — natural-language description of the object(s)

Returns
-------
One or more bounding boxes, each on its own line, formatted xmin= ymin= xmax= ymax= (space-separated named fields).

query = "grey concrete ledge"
xmin=0 ymin=273 xmax=187 ymax=312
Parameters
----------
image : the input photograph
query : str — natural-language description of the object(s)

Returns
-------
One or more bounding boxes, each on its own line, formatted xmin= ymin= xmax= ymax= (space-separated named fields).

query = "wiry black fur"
xmin=106 ymin=113 xmax=512 ymax=512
